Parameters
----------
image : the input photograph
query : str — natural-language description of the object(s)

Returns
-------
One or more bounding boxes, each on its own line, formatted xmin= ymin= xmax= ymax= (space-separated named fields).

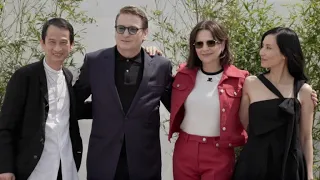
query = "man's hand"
xmin=311 ymin=89 xmax=318 ymax=107
xmin=143 ymin=46 xmax=163 ymax=56
xmin=0 ymin=173 xmax=15 ymax=180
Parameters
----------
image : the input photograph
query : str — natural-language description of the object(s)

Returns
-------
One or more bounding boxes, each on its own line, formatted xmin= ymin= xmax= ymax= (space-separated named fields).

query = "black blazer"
xmin=0 ymin=60 xmax=83 ymax=180
xmin=74 ymin=47 xmax=173 ymax=180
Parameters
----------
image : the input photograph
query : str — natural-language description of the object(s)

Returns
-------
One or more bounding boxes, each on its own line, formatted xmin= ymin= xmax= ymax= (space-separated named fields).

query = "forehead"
xmin=263 ymin=34 xmax=277 ymax=45
xmin=116 ymin=13 xmax=143 ymax=27
xmin=45 ymin=25 xmax=70 ymax=40
xmin=195 ymin=30 xmax=213 ymax=41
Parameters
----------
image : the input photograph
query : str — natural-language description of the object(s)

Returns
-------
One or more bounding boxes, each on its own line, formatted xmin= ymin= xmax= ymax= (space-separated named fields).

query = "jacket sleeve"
xmin=161 ymin=61 xmax=173 ymax=112
xmin=73 ymin=54 xmax=92 ymax=120
xmin=0 ymin=69 xmax=28 ymax=174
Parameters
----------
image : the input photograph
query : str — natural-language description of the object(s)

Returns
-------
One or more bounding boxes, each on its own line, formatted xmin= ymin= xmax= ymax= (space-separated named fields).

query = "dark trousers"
xmin=114 ymin=139 xmax=130 ymax=180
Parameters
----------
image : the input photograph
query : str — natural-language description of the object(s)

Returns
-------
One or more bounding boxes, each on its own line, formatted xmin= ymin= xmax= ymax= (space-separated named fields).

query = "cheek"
xmin=115 ymin=34 xmax=122 ymax=41
xmin=195 ymin=49 xmax=201 ymax=57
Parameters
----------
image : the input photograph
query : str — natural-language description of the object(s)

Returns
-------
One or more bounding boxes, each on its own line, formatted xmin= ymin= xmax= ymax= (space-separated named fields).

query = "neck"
xmin=268 ymin=63 xmax=292 ymax=84
xmin=45 ymin=58 xmax=63 ymax=71
xmin=117 ymin=46 xmax=141 ymax=58
xmin=202 ymin=60 xmax=222 ymax=73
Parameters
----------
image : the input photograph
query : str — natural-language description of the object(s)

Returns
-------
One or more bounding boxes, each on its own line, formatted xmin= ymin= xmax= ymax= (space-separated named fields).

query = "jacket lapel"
xmin=103 ymin=47 xmax=125 ymax=115
xmin=63 ymin=67 xmax=74 ymax=106
xmin=38 ymin=60 xmax=49 ymax=107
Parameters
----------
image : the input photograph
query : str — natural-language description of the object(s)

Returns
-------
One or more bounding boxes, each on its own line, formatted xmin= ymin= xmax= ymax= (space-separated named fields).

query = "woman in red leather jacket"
xmin=168 ymin=20 xmax=249 ymax=180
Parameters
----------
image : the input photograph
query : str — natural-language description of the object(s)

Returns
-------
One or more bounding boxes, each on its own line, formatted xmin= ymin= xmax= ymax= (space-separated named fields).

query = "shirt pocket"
xmin=172 ymin=81 xmax=187 ymax=91
xmin=225 ymin=87 xmax=242 ymax=109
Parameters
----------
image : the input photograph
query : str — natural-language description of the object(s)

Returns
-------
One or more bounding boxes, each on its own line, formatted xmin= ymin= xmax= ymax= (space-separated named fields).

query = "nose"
xmin=202 ymin=43 xmax=210 ymax=51
xmin=53 ymin=44 xmax=62 ymax=52
xmin=122 ymin=29 xmax=130 ymax=37
xmin=259 ymin=48 xmax=265 ymax=57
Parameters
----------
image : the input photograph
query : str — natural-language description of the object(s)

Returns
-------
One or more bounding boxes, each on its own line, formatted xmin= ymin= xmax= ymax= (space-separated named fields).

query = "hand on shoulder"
xmin=299 ymin=83 xmax=314 ymax=108
xmin=0 ymin=173 xmax=15 ymax=180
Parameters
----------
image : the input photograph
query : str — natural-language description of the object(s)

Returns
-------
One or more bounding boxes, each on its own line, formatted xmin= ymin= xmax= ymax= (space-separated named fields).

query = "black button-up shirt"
xmin=114 ymin=48 xmax=144 ymax=114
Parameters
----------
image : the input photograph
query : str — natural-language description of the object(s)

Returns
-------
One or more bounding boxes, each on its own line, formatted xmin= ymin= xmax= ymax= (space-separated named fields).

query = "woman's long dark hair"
xmin=261 ymin=27 xmax=308 ymax=81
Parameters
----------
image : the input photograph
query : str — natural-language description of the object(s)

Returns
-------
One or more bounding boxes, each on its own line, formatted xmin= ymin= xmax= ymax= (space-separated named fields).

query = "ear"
xmin=142 ymin=28 xmax=149 ymax=41
xmin=282 ymin=54 xmax=287 ymax=61
xmin=220 ymin=41 xmax=226 ymax=53
xmin=70 ymin=42 xmax=74 ymax=51
xmin=40 ymin=39 xmax=45 ymax=51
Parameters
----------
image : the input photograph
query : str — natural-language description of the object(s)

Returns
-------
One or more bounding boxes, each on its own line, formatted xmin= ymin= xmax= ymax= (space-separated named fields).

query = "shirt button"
xmin=234 ymin=91 xmax=237 ymax=96
xmin=222 ymin=127 xmax=226 ymax=131
xmin=176 ymin=84 xmax=180 ymax=88
xmin=216 ymin=143 xmax=219 ymax=147
xmin=220 ymin=89 xmax=224 ymax=93
xmin=33 ymin=155 xmax=38 ymax=159
xmin=202 ymin=138 xmax=206 ymax=142
xmin=222 ymin=108 xmax=225 ymax=112
xmin=126 ymin=69 xmax=129 ymax=72
xmin=229 ymin=143 xmax=232 ymax=147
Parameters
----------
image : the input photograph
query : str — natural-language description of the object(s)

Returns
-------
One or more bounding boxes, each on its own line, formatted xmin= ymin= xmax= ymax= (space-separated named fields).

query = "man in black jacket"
xmin=74 ymin=6 xmax=173 ymax=180
xmin=0 ymin=18 xmax=85 ymax=180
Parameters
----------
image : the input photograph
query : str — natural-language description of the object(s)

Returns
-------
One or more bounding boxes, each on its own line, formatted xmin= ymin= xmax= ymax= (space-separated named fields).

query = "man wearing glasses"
xmin=74 ymin=5 xmax=172 ymax=180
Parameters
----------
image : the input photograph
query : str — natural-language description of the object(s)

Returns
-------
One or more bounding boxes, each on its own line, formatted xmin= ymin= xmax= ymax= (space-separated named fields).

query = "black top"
xmin=232 ymin=73 xmax=307 ymax=180
xmin=114 ymin=48 xmax=144 ymax=114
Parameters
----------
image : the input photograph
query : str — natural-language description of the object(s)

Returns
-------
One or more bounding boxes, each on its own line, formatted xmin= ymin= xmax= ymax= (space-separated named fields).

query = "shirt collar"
xmin=43 ymin=58 xmax=63 ymax=74
xmin=115 ymin=47 xmax=142 ymax=64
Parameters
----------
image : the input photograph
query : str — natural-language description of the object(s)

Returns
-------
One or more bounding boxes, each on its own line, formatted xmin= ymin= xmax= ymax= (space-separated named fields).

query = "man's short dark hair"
xmin=41 ymin=18 xmax=74 ymax=44
xmin=115 ymin=5 xmax=148 ymax=29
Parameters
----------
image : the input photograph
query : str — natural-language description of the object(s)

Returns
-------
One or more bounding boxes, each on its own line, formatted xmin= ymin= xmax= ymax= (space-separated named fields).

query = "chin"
xmin=53 ymin=57 xmax=66 ymax=63
xmin=260 ymin=62 xmax=269 ymax=69
xmin=118 ymin=44 xmax=132 ymax=50
xmin=200 ymin=58 xmax=216 ymax=65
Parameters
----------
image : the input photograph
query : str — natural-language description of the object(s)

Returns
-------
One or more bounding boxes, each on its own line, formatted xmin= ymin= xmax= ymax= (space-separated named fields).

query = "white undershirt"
xmin=180 ymin=69 xmax=222 ymax=137
xmin=28 ymin=60 xmax=78 ymax=180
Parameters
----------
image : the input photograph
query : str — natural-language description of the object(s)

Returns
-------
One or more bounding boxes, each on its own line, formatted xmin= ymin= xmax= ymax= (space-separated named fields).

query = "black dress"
xmin=232 ymin=74 xmax=308 ymax=180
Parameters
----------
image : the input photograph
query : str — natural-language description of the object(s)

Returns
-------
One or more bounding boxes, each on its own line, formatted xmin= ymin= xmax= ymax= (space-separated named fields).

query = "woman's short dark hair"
xmin=187 ymin=20 xmax=233 ymax=68
xmin=261 ymin=27 xmax=308 ymax=81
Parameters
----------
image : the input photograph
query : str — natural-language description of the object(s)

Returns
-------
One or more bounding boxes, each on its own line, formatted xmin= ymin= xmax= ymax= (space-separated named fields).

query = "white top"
xmin=180 ymin=69 xmax=223 ymax=137
xmin=28 ymin=60 xmax=78 ymax=180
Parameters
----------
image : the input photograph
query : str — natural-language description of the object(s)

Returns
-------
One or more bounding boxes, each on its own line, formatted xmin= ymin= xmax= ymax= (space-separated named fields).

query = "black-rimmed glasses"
xmin=115 ymin=25 xmax=144 ymax=35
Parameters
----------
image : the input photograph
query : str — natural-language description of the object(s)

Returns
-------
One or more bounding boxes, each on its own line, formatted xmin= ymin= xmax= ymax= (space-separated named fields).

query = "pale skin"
xmin=115 ymin=13 xmax=148 ymax=58
xmin=0 ymin=25 xmax=73 ymax=180
xmin=239 ymin=34 xmax=314 ymax=179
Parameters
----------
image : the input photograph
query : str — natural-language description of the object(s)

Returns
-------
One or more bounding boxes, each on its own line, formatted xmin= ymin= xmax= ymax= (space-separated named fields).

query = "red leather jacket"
xmin=168 ymin=63 xmax=249 ymax=148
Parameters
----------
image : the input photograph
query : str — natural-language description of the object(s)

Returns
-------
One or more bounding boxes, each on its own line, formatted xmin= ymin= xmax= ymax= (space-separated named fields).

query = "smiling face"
xmin=259 ymin=34 xmax=286 ymax=69
xmin=40 ymin=25 xmax=73 ymax=65
xmin=194 ymin=29 xmax=225 ymax=66
xmin=115 ymin=13 xmax=148 ymax=52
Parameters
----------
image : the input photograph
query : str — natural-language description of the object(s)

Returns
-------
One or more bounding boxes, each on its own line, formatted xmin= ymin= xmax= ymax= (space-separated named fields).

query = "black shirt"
xmin=114 ymin=48 xmax=144 ymax=114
